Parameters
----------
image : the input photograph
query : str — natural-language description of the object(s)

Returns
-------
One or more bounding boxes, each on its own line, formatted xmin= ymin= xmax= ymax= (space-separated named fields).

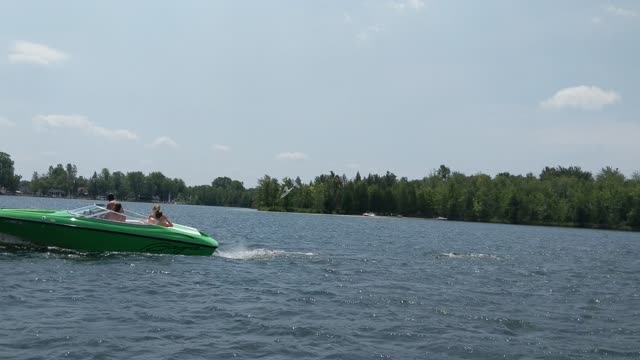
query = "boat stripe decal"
xmin=0 ymin=216 xmax=217 ymax=249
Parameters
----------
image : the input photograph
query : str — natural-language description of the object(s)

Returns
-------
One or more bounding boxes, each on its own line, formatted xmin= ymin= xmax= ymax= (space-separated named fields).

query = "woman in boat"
xmin=148 ymin=204 xmax=160 ymax=222
xmin=148 ymin=205 xmax=173 ymax=227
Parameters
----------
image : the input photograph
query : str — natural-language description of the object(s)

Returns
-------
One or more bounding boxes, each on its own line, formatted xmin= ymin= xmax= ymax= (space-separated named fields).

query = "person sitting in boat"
xmin=106 ymin=193 xmax=124 ymax=214
xmin=105 ymin=203 xmax=126 ymax=222
xmin=149 ymin=204 xmax=160 ymax=216
xmin=148 ymin=205 xmax=173 ymax=227
xmin=147 ymin=204 xmax=160 ymax=222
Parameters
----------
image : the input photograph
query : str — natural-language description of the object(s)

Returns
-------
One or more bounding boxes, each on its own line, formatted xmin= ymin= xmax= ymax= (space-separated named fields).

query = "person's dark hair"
xmin=114 ymin=203 xmax=122 ymax=212
xmin=155 ymin=211 xmax=163 ymax=219
xmin=107 ymin=193 xmax=115 ymax=201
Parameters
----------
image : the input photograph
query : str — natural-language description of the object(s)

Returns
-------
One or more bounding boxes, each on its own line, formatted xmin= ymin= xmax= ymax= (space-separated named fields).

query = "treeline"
xmin=30 ymin=164 xmax=188 ymax=202
xmin=0 ymin=152 xmax=22 ymax=191
xmin=0 ymin=152 xmax=252 ymax=207
xmin=255 ymin=165 xmax=640 ymax=231
xmin=28 ymin=164 xmax=253 ymax=207
xmin=187 ymin=177 xmax=254 ymax=207
xmin=2 ymin=151 xmax=640 ymax=231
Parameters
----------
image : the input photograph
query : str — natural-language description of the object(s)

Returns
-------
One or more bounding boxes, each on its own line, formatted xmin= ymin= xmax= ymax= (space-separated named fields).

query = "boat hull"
xmin=0 ymin=209 xmax=218 ymax=256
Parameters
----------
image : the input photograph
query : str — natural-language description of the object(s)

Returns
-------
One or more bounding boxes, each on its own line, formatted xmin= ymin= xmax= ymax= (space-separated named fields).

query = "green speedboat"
xmin=0 ymin=204 xmax=218 ymax=256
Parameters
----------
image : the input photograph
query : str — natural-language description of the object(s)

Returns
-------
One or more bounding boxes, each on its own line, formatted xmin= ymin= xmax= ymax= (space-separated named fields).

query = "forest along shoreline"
xmin=1 ymin=152 xmax=639 ymax=232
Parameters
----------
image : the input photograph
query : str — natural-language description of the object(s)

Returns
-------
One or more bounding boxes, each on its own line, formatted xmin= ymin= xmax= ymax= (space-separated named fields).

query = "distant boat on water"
xmin=434 ymin=216 xmax=447 ymax=220
xmin=362 ymin=212 xmax=377 ymax=217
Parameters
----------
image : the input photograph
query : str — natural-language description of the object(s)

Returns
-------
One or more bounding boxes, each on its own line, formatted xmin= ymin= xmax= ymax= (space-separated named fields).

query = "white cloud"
xmin=8 ymin=41 xmax=69 ymax=65
xmin=390 ymin=0 xmax=426 ymax=11
xmin=343 ymin=13 xmax=353 ymax=24
xmin=149 ymin=136 xmax=179 ymax=148
xmin=0 ymin=117 xmax=16 ymax=128
xmin=591 ymin=16 xmax=603 ymax=24
xmin=540 ymin=86 xmax=620 ymax=110
xmin=33 ymin=114 xmax=139 ymax=140
xmin=606 ymin=5 xmax=637 ymax=17
xmin=276 ymin=152 xmax=309 ymax=161
xmin=212 ymin=144 xmax=231 ymax=152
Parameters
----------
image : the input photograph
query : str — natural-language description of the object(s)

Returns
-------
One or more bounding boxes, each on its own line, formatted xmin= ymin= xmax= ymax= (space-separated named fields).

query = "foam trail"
xmin=0 ymin=233 xmax=31 ymax=246
xmin=217 ymin=247 xmax=314 ymax=260
xmin=441 ymin=252 xmax=501 ymax=260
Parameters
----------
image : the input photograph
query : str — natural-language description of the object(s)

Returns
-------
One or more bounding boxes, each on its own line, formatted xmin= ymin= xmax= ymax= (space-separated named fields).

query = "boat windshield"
xmin=68 ymin=204 xmax=151 ymax=225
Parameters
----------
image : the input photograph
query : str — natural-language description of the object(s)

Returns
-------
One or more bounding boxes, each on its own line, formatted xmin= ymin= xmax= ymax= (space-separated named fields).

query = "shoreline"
xmin=2 ymin=194 xmax=637 ymax=233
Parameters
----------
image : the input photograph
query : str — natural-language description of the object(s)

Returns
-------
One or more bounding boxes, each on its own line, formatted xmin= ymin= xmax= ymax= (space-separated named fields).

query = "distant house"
xmin=48 ymin=189 xmax=65 ymax=198
xmin=18 ymin=183 xmax=30 ymax=195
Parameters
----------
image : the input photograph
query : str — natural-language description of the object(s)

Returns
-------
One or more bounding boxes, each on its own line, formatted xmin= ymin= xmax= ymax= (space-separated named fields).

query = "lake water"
xmin=1 ymin=196 xmax=639 ymax=359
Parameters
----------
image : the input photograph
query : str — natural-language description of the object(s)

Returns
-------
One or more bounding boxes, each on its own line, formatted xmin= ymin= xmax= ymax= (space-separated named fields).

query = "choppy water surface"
xmin=1 ymin=196 xmax=639 ymax=359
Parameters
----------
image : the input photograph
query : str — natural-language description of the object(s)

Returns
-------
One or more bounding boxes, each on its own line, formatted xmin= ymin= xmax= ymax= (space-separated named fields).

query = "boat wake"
xmin=439 ymin=252 xmax=501 ymax=260
xmin=0 ymin=242 xmax=88 ymax=258
xmin=216 ymin=247 xmax=314 ymax=260
xmin=0 ymin=233 xmax=32 ymax=246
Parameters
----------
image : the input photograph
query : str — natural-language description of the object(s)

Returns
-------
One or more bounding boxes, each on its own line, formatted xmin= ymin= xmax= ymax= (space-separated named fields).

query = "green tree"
xmin=66 ymin=163 xmax=78 ymax=196
xmin=256 ymin=175 xmax=280 ymax=208
xmin=97 ymin=168 xmax=112 ymax=196
xmin=0 ymin=152 xmax=19 ymax=191
xmin=126 ymin=171 xmax=146 ymax=200
xmin=436 ymin=165 xmax=451 ymax=181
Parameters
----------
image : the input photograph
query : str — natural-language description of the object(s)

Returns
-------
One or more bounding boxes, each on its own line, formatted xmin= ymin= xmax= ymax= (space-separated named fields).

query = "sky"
xmin=0 ymin=1 xmax=638 ymax=187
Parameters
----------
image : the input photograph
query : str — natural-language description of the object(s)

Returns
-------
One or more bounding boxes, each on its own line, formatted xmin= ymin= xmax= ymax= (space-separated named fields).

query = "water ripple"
xmin=1 ymin=197 xmax=640 ymax=359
